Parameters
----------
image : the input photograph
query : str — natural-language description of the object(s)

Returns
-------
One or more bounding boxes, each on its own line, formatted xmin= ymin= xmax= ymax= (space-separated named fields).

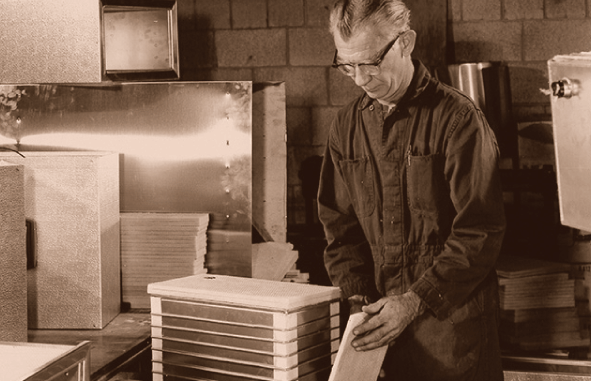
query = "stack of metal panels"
xmin=148 ymin=274 xmax=341 ymax=381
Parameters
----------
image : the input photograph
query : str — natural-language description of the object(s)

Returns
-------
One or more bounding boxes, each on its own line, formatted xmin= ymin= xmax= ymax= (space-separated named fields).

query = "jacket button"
xmin=369 ymin=105 xmax=375 ymax=111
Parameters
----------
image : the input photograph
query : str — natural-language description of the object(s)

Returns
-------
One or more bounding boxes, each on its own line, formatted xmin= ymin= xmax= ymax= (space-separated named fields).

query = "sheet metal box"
xmin=548 ymin=52 xmax=591 ymax=232
xmin=0 ymin=151 xmax=120 ymax=329
xmin=1 ymin=341 xmax=91 ymax=381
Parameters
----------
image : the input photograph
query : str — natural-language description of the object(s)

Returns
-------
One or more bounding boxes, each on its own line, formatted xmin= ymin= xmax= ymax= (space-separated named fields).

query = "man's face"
xmin=333 ymin=26 xmax=411 ymax=104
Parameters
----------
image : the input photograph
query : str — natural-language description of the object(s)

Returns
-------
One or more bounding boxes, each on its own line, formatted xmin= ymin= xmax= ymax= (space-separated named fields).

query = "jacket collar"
xmin=358 ymin=59 xmax=433 ymax=111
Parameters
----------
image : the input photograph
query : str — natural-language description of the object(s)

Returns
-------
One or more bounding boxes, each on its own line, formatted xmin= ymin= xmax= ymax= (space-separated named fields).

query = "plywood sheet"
xmin=328 ymin=312 xmax=388 ymax=381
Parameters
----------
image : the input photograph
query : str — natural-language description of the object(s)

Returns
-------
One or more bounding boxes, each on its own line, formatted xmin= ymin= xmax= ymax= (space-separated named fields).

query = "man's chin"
xmin=364 ymin=89 xmax=381 ymax=99
xmin=364 ymin=86 xmax=389 ymax=100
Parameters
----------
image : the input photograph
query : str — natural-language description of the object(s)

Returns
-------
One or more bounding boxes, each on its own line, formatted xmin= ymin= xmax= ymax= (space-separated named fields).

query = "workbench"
xmin=27 ymin=312 xmax=152 ymax=381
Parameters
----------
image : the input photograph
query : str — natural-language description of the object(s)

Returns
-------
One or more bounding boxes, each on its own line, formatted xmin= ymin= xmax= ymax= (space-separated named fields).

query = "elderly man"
xmin=317 ymin=0 xmax=506 ymax=379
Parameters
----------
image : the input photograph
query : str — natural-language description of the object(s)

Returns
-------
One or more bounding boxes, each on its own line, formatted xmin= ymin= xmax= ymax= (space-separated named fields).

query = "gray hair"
xmin=329 ymin=0 xmax=411 ymax=40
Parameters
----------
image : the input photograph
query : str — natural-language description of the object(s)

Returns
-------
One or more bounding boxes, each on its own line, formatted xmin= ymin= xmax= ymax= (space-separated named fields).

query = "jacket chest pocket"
xmin=338 ymin=157 xmax=376 ymax=217
xmin=406 ymin=153 xmax=447 ymax=217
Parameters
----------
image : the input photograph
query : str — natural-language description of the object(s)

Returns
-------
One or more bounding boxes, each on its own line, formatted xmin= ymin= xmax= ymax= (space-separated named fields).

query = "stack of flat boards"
xmin=496 ymin=255 xmax=589 ymax=350
xmin=121 ymin=212 xmax=209 ymax=309
xmin=496 ymin=255 xmax=575 ymax=311
xmin=148 ymin=274 xmax=341 ymax=381
xmin=499 ymin=306 xmax=589 ymax=350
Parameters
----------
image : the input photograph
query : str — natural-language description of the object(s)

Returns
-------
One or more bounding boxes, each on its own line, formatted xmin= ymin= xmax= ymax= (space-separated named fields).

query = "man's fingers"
xmin=361 ymin=299 xmax=386 ymax=315
xmin=351 ymin=324 xmax=400 ymax=351
xmin=352 ymin=328 xmax=398 ymax=351
xmin=352 ymin=314 xmax=382 ymax=336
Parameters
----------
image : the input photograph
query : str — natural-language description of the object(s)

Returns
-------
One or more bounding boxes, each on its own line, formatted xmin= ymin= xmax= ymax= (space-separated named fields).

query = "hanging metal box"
xmin=0 ymin=0 xmax=179 ymax=83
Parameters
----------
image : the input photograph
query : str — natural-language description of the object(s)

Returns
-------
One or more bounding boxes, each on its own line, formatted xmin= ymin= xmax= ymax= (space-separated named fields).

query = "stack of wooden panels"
xmin=571 ymin=263 xmax=591 ymax=316
xmin=496 ymin=255 xmax=589 ymax=351
xmin=121 ymin=213 xmax=209 ymax=309
xmin=499 ymin=272 xmax=575 ymax=310
xmin=148 ymin=274 xmax=341 ymax=381
xmin=500 ymin=307 xmax=589 ymax=350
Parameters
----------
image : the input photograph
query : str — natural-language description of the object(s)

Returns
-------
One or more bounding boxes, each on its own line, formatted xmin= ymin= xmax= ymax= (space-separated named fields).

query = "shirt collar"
xmin=358 ymin=59 xmax=433 ymax=111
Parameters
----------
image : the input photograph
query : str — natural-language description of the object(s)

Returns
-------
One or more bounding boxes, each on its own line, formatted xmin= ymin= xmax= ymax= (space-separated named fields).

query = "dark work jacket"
xmin=318 ymin=60 xmax=506 ymax=320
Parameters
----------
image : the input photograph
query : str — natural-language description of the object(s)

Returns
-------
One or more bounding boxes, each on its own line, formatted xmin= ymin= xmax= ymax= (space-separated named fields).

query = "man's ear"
xmin=400 ymin=30 xmax=416 ymax=57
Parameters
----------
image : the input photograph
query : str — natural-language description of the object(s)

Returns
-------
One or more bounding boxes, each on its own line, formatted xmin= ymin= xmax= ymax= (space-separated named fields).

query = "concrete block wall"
xmin=177 ymin=0 xmax=591 ymax=226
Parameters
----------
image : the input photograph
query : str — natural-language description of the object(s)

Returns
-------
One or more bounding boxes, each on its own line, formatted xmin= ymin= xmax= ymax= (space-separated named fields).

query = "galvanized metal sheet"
xmin=0 ymin=82 xmax=253 ymax=276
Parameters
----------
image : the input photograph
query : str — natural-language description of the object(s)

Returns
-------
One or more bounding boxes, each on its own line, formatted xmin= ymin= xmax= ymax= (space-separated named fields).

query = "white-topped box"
xmin=0 ymin=341 xmax=91 ymax=381
xmin=148 ymin=274 xmax=341 ymax=312
xmin=148 ymin=274 xmax=341 ymax=381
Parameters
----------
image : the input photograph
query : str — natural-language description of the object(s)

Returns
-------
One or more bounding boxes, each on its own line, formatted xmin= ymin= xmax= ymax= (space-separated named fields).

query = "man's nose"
xmin=353 ymin=67 xmax=372 ymax=87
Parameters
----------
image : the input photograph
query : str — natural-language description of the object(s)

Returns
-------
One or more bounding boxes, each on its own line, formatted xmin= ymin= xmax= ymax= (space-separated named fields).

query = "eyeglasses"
xmin=332 ymin=34 xmax=401 ymax=76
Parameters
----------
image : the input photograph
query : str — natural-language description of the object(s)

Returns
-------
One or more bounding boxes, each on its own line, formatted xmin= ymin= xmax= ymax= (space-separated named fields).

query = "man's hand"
xmin=350 ymin=291 xmax=425 ymax=351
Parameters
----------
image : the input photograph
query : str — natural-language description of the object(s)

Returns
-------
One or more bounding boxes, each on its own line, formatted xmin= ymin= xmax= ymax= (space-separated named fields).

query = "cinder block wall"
xmin=178 ymin=0 xmax=591 ymax=227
